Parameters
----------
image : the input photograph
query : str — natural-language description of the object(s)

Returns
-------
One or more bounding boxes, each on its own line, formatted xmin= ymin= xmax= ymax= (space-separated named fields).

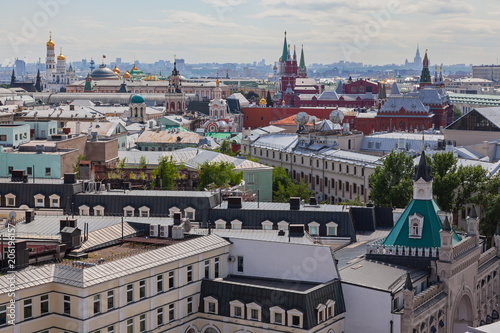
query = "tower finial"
xmin=422 ymin=131 xmax=425 ymax=151
xmin=284 ymin=30 xmax=286 ymax=37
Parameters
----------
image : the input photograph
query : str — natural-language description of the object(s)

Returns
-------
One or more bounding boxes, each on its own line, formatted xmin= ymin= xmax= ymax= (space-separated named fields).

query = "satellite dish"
xmin=309 ymin=116 xmax=317 ymax=125
xmin=329 ymin=110 xmax=345 ymax=124
xmin=9 ymin=211 xmax=16 ymax=220
xmin=294 ymin=112 xmax=309 ymax=126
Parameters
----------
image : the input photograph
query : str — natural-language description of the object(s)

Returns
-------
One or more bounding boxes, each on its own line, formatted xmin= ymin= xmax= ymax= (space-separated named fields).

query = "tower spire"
xmin=293 ymin=44 xmax=297 ymax=61
xmin=281 ymin=31 xmax=288 ymax=62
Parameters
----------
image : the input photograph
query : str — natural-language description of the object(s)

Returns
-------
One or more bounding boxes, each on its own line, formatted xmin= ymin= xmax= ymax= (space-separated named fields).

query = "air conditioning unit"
xmin=149 ymin=224 xmax=159 ymax=237
xmin=228 ymin=255 xmax=236 ymax=262
xmin=159 ymin=225 xmax=168 ymax=238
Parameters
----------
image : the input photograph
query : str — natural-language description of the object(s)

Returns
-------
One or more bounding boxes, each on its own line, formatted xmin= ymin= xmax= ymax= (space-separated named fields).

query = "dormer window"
xmin=408 ymin=213 xmax=424 ymax=239
xmin=79 ymin=205 xmax=89 ymax=216
xmin=261 ymin=220 xmax=273 ymax=230
xmin=49 ymin=194 xmax=60 ymax=208
xmin=123 ymin=206 xmax=135 ymax=217
xmin=215 ymin=219 xmax=226 ymax=229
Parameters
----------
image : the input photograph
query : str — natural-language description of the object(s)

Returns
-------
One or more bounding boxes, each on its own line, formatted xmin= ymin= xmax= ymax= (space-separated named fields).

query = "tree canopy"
xmin=428 ymin=152 xmax=459 ymax=211
xmin=150 ymin=156 xmax=180 ymax=190
xmin=272 ymin=166 xmax=312 ymax=202
xmin=198 ymin=161 xmax=243 ymax=190
xmin=368 ymin=150 xmax=414 ymax=208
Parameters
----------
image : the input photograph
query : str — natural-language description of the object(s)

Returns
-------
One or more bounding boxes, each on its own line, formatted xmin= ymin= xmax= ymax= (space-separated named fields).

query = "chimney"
xmin=76 ymin=121 xmax=81 ymax=134
xmin=227 ymin=197 xmax=243 ymax=209
xmin=173 ymin=212 xmax=182 ymax=225
xmin=70 ymin=104 xmax=75 ymax=111
xmin=36 ymin=145 xmax=44 ymax=154
xmin=91 ymin=132 xmax=98 ymax=141
xmin=289 ymin=197 xmax=300 ymax=210
xmin=309 ymin=197 xmax=317 ymax=205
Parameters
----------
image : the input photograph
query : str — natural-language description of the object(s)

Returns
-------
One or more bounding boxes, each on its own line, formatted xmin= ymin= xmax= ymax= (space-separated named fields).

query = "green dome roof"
xmin=131 ymin=95 xmax=145 ymax=104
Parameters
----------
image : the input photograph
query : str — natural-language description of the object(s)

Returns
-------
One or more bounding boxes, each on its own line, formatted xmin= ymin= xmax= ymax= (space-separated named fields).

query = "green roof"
xmin=299 ymin=46 xmax=306 ymax=69
xmin=282 ymin=34 xmax=288 ymax=61
xmin=383 ymin=199 xmax=461 ymax=248
xmin=131 ymin=95 xmax=145 ymax=104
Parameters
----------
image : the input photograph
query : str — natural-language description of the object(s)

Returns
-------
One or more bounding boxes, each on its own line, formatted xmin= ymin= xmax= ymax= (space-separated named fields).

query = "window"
xmin=235 ymin=306 xmax=242 ymax=318
xmin=204 ymin=260 xmax=210 ymax=279
xmin=0 ymin=305 xmax=6 ymax=326
xmin=79 ymin=205 xmax=90 ymax=216
xmin=139 ymin=206 xmax=150 ymax=217
xmin=204 ymin=296 xmax=218 ymax=314
xmin=7 ymin=196 xmax=15 ymax=207
xmin=41 ymin=294 xmax=49 ymax=315
xmin=157 ymin=308 xmax=163 ymax=326
xmin=184 ymin=207 xmax=195 ymax=220
xmin=246 ymin=302 xmax=261 ymax=321
xmin=187 ymin=297 xmax=193 ymax=314
xmin=361 ymin=185 xmax=364 ymax=195
xmin=107 ymin=291 xmax=114 ymax=310
xmin=126 ymin=319 xmax=133 ymax=333
xmin=237 ymin=256 xmax=244 ymax=273
xmin=187 ymin=265 xmax=193 ymax=283
xmin=27 ymin=167 xmax=32 ymax=175
xmin=353 ymin=183 xmax=357 ymax=194
xmin=63 ymin=295 xmax=71 ymax=315
xmin=327 ymin=222 xmax=338 ymax=236
xmin=156 ymin=274 xmax=163 ymax=293
xmin=169 ymin=303 xmax=175 ymax=322
xmin=123 ymin=206 xmax=134 ymax=217
xmin=338 ymin=180 xmax=342 ymax=190
xmin=308 ymin=222 xmax=320 ymax=236
xmin=107 ymin=326 xmax=114 ymax=333
xmin=261 ymin=220 xmax=273 ymax=230
xmin=215 ymin=219 xmax=226 ymax=229
xmin=0 ymin=135 xmax=5 ymax=141
xmin=288 ymin=309 xmax=303 ymax=328
xmin=8 ymin=167 xmax=12 ymax=174
xmin=292 ymin=315 xmax=300 ymax=327
xmin=393 ymin=297 xmax=399 ymax=311
xmin=127 ymin=284 xmax=133 ymax=304
xmin=139 ymin=314 xmax=146 ymax=332
xmin=339 ymin=164 xmax=342 ymax=172
xmin=346 ymin=165 xmax=350 ymax=174
xmin=24 ymin=299 xmax=33 ymax=319
xmin=93 ymin=294 xmax=101 ymax=314
xmin=45 ymin=167 xmax=51 ymax=177
xmin=408 ymin=213 xmax=424 ymax=239
xmin=231 ymin=219 xmax=242 ymax=229
xmin=139 ymin=280 xmax=146 ymax=299
xmin=214 ymin=257 xmax=220 ymax=278
xmin=169 ymin=271 xmax=175 ymax=289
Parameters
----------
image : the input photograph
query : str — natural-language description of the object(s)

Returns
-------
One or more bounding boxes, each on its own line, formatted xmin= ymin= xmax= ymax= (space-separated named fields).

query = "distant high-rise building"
xmin=472 ymin=65 xmax=500 ymax=82
xmin=405 ymin=44 xmax=423 ymax=70
xmin=116 ymin=58 xmax=122 ymax=66
xmin=15 ymin=58 xmax=26 ymax=77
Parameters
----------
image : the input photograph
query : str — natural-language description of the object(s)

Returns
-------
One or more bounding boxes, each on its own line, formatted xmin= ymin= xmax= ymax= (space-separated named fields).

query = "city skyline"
xmin=1 ymin=0 xmax=500 ymax=67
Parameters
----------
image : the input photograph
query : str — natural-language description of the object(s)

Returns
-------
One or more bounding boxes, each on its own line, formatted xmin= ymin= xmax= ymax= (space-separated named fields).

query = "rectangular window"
xmin=187 ymin=297 xmax=193 ymax=314
xmin=310 ymin=226 xmax=318 ymax=235
xmin=237 ymin=256 xmax=244 ymax=273
xmin=353 ymin=183 xmax=357 ymax=194
xmin=107 ymin=326 xmax=114 ymax=333
xmin=107 ymin=291 xmax=114 ymax=310
xmin=0 ymin=135 xmax=6 ymax=141
xmin=274 ymin=312 xmax=282 ymax=324
xmin=250 ymin=308 xmax=259 ymax=320
xmin=234 ymin=306 xmax=242 ymax=318
xmin=0 ymin=305 xmax=6 ymax=326
xmin=93 ymin=295 xmax=101 ymax=314
xmin=169 ymin=271 xmax=174 ymax=289
xmin=208 ymin=302 xmax=216 ymax=314
xmin=27 ymin=167 xmax=32 ymax=175
xmin=24 ymin=299 xmax=33 ymax=319
xmin=327 ymin=306 xmax=332 ymax=318
xmin=214 ymin=257 xmax=220 ymax=278
xmin=139 ymin=314 xmax=146 ymax=332
xmin=292 ymin=315 xmax=300 ymax=327
xmin=354 ymin=166 xmax=357 ymax=175
xmin=204 ymin=260 xmax=210 ymax=279
xmin=346 ymin=165 xmax=350 ymax=173
xmin=361 ymin=185 xmax=364 ymax=195
xmin=157 ymin=308 xmax=163 ymax=326
xmin=393 ymin=297 xmax=399 ymax=311
xmin=45 ymin=167 xmax=51 ymax=176
xmin=157 ymin=274 xmax=163 ymax=293
xmin=7 ymin=198 xmax=14 ymax=206
xmin=169 ymin=303 xmax=175 ymax=322
xmin=8 ymin=167 xmax=12 ymax=174
xmin=139 ymin=280 xmax=146 ymax=299
xmin=187 ymin=265 xmax=193 ymax=283
xmin=63 ymin=295 xmax=71 ymax=315
xmin=41 ymin=294 xmax=49 ymax=315
xmin=126 ymin=319 xmax=133 ymax=333
xmin=37 ymin=198 xmax=44 ymax=207
xmin=126 ymin=284 xmax=133 ymax=304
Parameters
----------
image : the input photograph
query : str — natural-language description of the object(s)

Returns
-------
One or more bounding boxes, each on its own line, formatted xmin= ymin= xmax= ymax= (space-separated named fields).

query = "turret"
xmin=419 ymin=50 xmax=432 ymax=87
xmin=413 ymin=151 xmax=433 ymax=200
xmin=466 ymin=205 xmax=479 ymax=243
xmin=439 ymin=217 xmax=453 ymax=262
xmin=35 ymin=69 xmax=42 ymax=92
xmin=46 ymin=32 xmax=56 ymax=80
xmin=401 ymin=272 xmax=414 ymax=332
xmin=298 ymin=45 xmax=307 ymax=78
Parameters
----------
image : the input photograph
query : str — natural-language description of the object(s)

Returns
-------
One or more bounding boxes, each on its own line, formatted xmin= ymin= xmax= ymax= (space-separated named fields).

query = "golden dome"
xmin=46 ymin=32 xmax=55 ymax=48
xmin=131 ymin=64 xmax=138 ymax=71
xmin=113 ymin=65 xmax=121 ymax=76
xmin=259 ymin=97 xmax=266 ymax=105
xmin=123 ymin=71 xmax=131 ymax=79
xmin=57 ymin=53 xmax=65 ymax=61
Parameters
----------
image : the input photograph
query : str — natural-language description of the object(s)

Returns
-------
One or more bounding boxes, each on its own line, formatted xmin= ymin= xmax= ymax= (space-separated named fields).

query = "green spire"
xmin=281 ymin=31 xmax=288 ymax=61
xmin=419 ymin=50 xmax=432 ymax=86
xmin=299 ymin=45 xmax=306 ymax=69
xmin=84 ymin=73 xmax=93 ymax=92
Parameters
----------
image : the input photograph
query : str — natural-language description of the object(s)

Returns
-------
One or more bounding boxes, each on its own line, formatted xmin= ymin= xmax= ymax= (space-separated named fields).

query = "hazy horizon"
xmin=1 ymin=0 xmax=499 ymax=67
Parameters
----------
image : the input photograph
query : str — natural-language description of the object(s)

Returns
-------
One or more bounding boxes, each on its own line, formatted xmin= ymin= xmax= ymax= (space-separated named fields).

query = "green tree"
xmin=477 ymin=176 xmax=500 ymax=238
xmin=428 ymin=152 xmax=459 ymax=211
xmin=245 ymin=90 xmax=259 ymax=102
xmin=118 ymin=157 xmax=127 ymax=169
xmin=72 ymin=154 xmax=87 ymax=179
xmin=454 ymin=164 xmax=488 ymax=215
xmin=150 ymin=156 xmax=180 ymax=190
xmin=198 ymin=161 xmax=243 ymax=190
xmin=266 ymin=91 xmax=273 ymax=107
xmin=272 ymin=166 xmax=312 ymax=202
xmin=218 ymin=140 xmax=233 ymax=156
xmin=138 ymin=156 xmax=147 ymax=168
xmin=368 ymin=151 xmax=414 ymax=208
xmin=453 ymin=106 xmax=462 ymax=121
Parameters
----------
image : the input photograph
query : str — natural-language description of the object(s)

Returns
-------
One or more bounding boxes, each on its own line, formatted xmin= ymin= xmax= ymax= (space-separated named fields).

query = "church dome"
xmin=131 ymin=64 xmax=138 ymax=71
xmin=113 ymin=65 xmax=121 ymax=76
xmin=123 ymin=71 xmax=131 ymax=79
xmin=131 ymin=94 xmax=145 ymax=104
xmin=259 ymin=97 xmax=266 ymax=105
xmin=46 ymin=33 xmax=55 ymax=48
xmin=57 ymin=53 xmax=65 ymax=61
xmin=91 ymin=64 xmax=119 ymax=80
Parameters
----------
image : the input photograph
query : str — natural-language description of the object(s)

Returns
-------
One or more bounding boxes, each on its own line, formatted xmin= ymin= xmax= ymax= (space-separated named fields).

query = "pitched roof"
xmin=446 ymin=107 xmax=500 ymax=131
xmin=383 ymin=199 xmax=461 ymax=248
xmin=414 ymin=151 xmax=432 ymax=182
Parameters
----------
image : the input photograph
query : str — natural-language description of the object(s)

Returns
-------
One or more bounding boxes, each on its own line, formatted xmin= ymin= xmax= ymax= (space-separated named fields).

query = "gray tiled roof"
xmin=379 ymin=95 xmax=429 ymax=114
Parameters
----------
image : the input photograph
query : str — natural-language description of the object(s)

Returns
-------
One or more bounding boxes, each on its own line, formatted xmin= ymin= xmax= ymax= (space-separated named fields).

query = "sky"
xmin=1 ymin=0 xmax=500 ymax=67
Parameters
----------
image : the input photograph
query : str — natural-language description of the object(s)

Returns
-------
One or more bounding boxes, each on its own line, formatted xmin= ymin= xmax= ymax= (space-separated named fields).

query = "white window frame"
xmin=261 ymin=220 xmax=273 ymax=230
xmin=169 ymin=206 xmax=180 ymax=216
xmin=326 ymin=299 xmax=335 ymax=318
xmin=49 ymin=194 xmax=60 ymax=208
xmin=79 ymin=205 xmax=89 ymax=216
xmin=5 ymin=193 xmax=16 ymax=207
xmin=246 ymin=302 xmax=262 ymax=321
xmin=215 ymin=219 xmax=226 ymax=229
xmin=326 ymin=222 xmax=338 ymax=236
xmin=278 ymin=220 xmax=289 ymax=230
xmin=270 ymin=305 xmax=286 ymax=325
xmin=184 ymin=207 xmax=195 ymax=220
xmin=287 ymin=309 xmax=303 ymax=328
xmin=34 ymin=193 xmax=45 ymax=208
xmin=231 ymin=219 xmax=242 ymax=230
xmin=123 ymin=205 xmax=135 ymax=217
xmin=408 ymin=213 xmax=424 ymax=239
xmin=317 ymin=303 xmax=326 ymax=323
xmin=204 ymin=296 xmax=218 ymax=314
xmin=230 ymin=300 xmax=245 ymax=318
xmin=93 ymin=205 xmax=104 ymax=216
xmin=308 ymin=221 xmax=320 ymax=236
xmin=139 ymin=206 xmax=150 ymax=217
